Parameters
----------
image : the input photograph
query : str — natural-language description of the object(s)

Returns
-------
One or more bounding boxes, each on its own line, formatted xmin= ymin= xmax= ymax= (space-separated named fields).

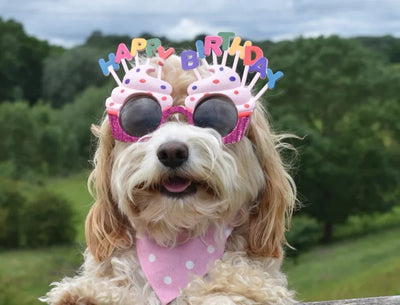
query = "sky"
xmin=0 ymin=0 xmax=399 ymax=47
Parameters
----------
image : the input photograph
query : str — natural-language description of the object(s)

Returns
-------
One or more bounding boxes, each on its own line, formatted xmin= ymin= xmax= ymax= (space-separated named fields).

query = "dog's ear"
xmin=245 ymin=105 xmax=296 ymax=258
xmin=85 ymin=119 xmax=132 ymax=262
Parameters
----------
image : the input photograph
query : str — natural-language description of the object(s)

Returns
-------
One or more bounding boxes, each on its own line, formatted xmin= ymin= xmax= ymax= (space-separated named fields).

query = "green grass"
xmin=45 ymin=171 xmax=93 ymax=243
xmin=284 ymin=227 xmax=400 ymax=302
xmin=0 ymin=170 xmax=91 ymax=305
xmin=0 ymin=172 xmax=91 ymax=305
xmin=0 ymin=246 xmax=83 ymax=305
xmin=335 ymin=206 xmax=400 ymax=240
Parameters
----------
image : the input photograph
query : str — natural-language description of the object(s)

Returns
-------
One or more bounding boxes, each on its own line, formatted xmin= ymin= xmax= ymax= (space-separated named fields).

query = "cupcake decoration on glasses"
xmin=98 ymin=32 xmax=284 ymax=144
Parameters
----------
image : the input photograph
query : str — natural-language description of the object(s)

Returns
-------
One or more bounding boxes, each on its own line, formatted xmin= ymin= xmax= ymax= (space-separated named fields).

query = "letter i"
xmin=196 ymin=40 xmax=206 ymax=59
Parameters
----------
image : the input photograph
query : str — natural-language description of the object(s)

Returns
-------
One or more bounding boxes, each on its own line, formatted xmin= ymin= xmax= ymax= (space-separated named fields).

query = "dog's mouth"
xmin=160 ymin=176 xmax=197 ymax=198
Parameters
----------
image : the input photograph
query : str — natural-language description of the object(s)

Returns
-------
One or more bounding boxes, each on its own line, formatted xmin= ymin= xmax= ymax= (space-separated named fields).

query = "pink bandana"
xmin=136 ymin=226 xmax=232 ymax=305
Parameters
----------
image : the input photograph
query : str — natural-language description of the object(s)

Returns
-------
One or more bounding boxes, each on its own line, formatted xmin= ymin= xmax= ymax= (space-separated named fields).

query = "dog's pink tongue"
xmin=163 ymin=178 xmax=191 ymax=193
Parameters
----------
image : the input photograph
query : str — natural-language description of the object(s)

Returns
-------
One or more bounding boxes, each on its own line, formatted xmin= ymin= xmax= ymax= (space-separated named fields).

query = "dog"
xmin=42 ymin=37 xmax=297 ymax=305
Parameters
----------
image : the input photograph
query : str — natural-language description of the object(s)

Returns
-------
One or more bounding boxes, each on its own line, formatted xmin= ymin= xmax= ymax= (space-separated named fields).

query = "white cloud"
xmin=164 ymin=18 xmax=225 ymax=41
xmin=0 ymin=0 xmax=399 ymax=47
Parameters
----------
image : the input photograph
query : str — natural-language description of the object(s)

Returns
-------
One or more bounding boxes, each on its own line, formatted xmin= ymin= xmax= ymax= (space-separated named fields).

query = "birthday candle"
xmin=181 ymin=50 xmax=200 ymax=70
xmin=248 ymin=72 xmax=261 ymax=91
xmin=98 ymin=53 xmax=120 ymax=76
xmin=97 ymin=34 xmax=284 ymax=110
xmin=157 ymin=46 xmax=175 ymax=79
xmin=249 ymin=57 xmax=269 ymax=79
xmin=195 ymin=40 xmax=206 ymax=59
xmin=218 ymin=31 xmax=235 ymax=51
xmin=228 ymin=37 xmax=252 ymax=59
xmin=108 ymin=67 xmax=122 ymax=86
xmin=146 ymin=38 xmax=162 ymax=57
xmin=130 ymin=38 xmax=147 ymax=57
xmin=241 ymin=65 xmax=250 ymax=86
xmin=201 ymin=58 xmax=210 ymax=70
xmin=221 ymin=50 xmax=228 ymax=67
xmin=266 ymin=68 xmax=284 ymax=89
xmin=204 ymin=36 xmax=223 ymax=57
xmin=244 ymin=45 xmax=264 ymax=66
xmin=212 ymin=51 xmax=218 ymax=66
xmin=232 ymin=51 xmax=240 ymax=72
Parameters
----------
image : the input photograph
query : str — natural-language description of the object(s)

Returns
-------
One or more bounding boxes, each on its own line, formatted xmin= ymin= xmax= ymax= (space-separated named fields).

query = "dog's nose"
xmin=157 ymin=141 xmax=189 ymax=168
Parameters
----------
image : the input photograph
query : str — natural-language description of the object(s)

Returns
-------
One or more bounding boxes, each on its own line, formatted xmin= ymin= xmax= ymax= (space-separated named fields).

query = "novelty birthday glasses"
xmin=98 ymin=33 xmax=284 ymax=144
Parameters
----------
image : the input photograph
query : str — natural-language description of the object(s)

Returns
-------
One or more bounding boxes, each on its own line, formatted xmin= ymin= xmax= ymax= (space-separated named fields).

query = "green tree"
xmin=57 ymin=85 xmax=112 ymax=169
xmin=264 ymin=36 xmax=399 ymax=242
xmin=31 ymin=102 xmax=66 ymax=175
xmin=0 ymin=102 xmax=40 ymax=177
xmin=42 ymin=46 xmax=110 ymax=107
xmin=286 ymin=215 xmax=322 ymax=262
xmin=356 ymin=35 xmax=400 ymax=63
xmin=0 ymin=18 xmax=54 ymax=104
xmin=0 ymin=86 xmax=111 ymax=179
xmin=0 ymin=179 xmax=25 ymax=248
xmin=0 ymin=101 xmax=73 ymax=178
xmin=85 ymin=30 xmax=132 ymax=50
xmin=23 ymin=191 xmax=76 ymax=247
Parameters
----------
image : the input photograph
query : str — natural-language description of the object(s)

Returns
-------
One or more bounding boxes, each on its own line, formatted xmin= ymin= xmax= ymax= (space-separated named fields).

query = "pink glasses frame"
xmin=108 ymin=104 xmax=251 ymax=144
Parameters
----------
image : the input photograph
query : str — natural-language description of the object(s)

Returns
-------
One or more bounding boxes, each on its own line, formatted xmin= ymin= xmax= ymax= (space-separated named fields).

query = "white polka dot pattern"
xmin=207 ymin=245 xmax=215 ymax=253
xmin=148 ymin=253 xmax=156 ymax=262
xmin=185 ymin=260 xmax=194 ymax=270
xmin=164 ymin=276 xmax=172 ymax=285
xmin=136 ymin=225 xmax=233 ymax=305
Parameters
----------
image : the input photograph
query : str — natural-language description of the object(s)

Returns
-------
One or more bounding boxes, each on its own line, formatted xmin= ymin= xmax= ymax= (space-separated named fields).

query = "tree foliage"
xmin=264 ymin=36 xmax=400 ymax=241
xmin=0 ymin=18 xmax=56 ymax=104
xmin=24 ymin=191 xmax=76 ymax=247
xmin=42 ymin=46 xmax=109 ymax=107
xmin=0 ymin=102 xmax=41 ymax=177
xmin=356 ymin=35 xmax=400 ymax=63
xmin=0 ymin=86 xmax=108 ymax=179
xmin=0 ymin=178 xmax=76 ymax=249
xmin=286 ymin=215 xmax=322 ymax=261
xmin=56 ymin=85 xmax=112 ymax=168
xmin=0 ymin=179 xmax=25 ymax=248
xmin=85 ymin=30 xmax=132 ymax=50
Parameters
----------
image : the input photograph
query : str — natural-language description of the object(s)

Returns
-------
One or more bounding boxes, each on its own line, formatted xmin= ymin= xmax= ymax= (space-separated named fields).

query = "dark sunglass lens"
xmin=119 ymin=96 xmax=162 ymax=137
xmin=193 ymin=96 xmax=238 ymax=137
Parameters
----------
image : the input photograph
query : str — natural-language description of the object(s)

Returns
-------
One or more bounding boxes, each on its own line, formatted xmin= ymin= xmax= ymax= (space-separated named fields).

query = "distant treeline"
xmin=1 ymin=18 xmax=400 ymax=106
xmin=0 ymin=18 xmax=399 ymax=246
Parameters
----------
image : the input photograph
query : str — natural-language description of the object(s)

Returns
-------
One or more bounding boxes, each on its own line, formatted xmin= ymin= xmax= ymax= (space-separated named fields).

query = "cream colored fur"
xmin=41 ymin=55 xmax=297 ymax=305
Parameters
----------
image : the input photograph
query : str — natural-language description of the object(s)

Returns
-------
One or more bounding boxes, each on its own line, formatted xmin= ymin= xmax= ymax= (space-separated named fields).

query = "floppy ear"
xmin=85 ymin=118 xmax=133 ymax=262
xmin=245 ymin=105 xmax=296 ymax=258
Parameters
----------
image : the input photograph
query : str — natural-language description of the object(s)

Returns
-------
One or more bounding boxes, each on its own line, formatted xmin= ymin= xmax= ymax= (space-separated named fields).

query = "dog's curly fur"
xmin=41 ymin=55 xmax=297 ymax=305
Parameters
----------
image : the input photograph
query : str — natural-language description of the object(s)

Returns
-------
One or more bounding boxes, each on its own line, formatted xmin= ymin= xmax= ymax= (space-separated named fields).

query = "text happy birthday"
xmin=99 ymin=32 xmax=277 ymax=81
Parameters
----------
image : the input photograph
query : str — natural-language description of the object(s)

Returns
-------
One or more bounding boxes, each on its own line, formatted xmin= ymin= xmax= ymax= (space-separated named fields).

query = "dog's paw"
xmin=52 ymin=292 xmax=97 ymax=305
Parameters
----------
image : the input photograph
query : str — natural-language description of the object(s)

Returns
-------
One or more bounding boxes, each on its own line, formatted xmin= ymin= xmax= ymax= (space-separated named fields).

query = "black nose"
xmin=157 ymin=141 xmax=189 ymax=168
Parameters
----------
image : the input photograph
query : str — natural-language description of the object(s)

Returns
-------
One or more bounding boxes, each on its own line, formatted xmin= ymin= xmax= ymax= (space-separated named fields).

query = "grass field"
xmin=0 ymin=246 xmax=83 ymax=305
xmin=284 ymin=227 xmax=400 ymax=301
xmin=45 ymin=171 xmax=93 ymax=243
xmin=1 ymin=172 xmax=399 ymax=304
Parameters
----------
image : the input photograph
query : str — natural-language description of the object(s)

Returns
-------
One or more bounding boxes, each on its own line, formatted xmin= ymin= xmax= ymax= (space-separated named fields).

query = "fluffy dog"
xmin=42 ymin=54 xmax=297 ymax=305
